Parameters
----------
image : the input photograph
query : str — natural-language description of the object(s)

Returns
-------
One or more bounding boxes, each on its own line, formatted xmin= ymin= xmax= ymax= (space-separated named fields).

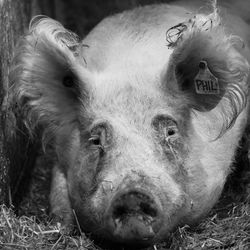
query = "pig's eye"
xmin=166 ymin=126 xmax=177 ymax=136
xmin=62 ymin=75 xmax=75 ymax=87
xmin=89 ymin=135 xmax=101 ymax=146
xmin=152 ymin=115 xmax=178 ymax=138
xmin=89 ymin=133 xmax=104 ymax=155
xmin=88 ymin=122 xmax=112 ymax=152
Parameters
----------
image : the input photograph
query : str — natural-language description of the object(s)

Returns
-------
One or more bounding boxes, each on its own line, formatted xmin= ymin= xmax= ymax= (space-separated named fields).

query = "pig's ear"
xmin=164 ymin=14 xmax=249 ymax=128
xmin=9 ymin=16 xmax=89 ymax=139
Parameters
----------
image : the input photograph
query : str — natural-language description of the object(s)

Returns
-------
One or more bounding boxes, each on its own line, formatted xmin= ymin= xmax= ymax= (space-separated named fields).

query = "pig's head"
xmin=10 ymin=11 xmax=249 ymax=246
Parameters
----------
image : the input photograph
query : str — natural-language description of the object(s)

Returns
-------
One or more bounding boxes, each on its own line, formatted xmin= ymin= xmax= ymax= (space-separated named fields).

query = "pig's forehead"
xmin=87 ymin=75 xmax=185 ymax=123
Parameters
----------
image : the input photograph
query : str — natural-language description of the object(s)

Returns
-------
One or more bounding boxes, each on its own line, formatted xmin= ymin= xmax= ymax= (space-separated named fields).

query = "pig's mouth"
xmin=105 ymin=190 xmax=163 ymax=244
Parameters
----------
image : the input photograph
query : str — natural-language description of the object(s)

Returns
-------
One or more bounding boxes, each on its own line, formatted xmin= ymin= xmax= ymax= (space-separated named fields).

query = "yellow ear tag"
xmin=194 ymin=61 xmax=219 ymax=94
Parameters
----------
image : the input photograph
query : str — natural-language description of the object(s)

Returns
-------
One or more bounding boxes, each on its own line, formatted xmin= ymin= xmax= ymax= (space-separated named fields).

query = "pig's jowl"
xmin=9 ymin=0 xmax=250 ymax=246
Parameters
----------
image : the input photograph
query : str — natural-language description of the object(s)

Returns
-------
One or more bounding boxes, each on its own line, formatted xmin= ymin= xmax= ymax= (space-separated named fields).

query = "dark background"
xmin=51 ymin=0 xmax=174 ymax=35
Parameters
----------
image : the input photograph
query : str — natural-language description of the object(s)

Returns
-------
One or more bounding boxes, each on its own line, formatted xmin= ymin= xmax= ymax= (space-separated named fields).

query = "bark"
xmin=0 ymin=0 xmax=55 ymax=206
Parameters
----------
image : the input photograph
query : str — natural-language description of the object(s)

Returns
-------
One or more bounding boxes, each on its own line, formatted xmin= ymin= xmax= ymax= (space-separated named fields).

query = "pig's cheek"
xmin=152 ymin=172 xmax=188 ymax=220
xmin=66 ymin=157 xmax=109 ymax=230
xmin=156 ymin=142 xmax=190 ymax=211
xmin=66 ymin=152 xmax=100 ymax=205
xmin=183 ymin=136 xmax=227 ymax=220
xmin=91 ymin=177 xmax=116 ymax=211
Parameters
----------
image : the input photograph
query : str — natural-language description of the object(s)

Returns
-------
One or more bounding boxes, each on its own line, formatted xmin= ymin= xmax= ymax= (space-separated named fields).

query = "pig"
xmin=9 ymin=0 xmax=250 ymax=246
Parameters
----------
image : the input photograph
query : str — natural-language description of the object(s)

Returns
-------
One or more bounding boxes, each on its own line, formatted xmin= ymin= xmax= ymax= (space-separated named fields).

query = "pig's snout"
xmin=106 ymin=190 xmax=163 ymax=243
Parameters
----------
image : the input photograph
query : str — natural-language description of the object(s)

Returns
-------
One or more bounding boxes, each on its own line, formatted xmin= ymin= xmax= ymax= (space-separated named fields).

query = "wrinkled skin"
xmin=11 ymin=0 xmax=250 ymax=246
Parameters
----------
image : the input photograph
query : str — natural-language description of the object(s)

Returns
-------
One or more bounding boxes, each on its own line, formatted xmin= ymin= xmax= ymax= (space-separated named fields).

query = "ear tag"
xmin=194 ymin=61 xmax=219 ymax=94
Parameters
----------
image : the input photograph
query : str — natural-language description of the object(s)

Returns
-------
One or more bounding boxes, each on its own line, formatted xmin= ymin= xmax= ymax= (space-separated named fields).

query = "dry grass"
xmin=0 ymin=199 xmax=249 ymax=249
xmin=0 ymin=204 xmax=99 ymax=250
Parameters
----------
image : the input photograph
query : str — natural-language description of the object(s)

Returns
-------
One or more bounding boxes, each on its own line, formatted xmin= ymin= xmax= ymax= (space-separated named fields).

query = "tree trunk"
xmin=0 ymin=0 xmax=56 ymax=206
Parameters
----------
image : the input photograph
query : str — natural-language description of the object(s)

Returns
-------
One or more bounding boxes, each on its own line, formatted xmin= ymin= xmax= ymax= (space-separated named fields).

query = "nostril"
xmin=113 ymin=205 xmax=129 ymax=219
xmin=140 ymin=202 xmax=157 ymax=217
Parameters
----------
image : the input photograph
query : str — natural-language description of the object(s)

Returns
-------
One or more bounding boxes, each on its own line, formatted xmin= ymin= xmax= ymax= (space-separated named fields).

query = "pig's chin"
xmin=105 ymin=204 xmax=163 ymax=244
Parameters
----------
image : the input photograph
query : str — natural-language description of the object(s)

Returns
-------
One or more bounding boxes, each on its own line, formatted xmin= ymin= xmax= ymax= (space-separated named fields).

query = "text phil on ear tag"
xmin=194 ymin=61 xmax=220 ymax=95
